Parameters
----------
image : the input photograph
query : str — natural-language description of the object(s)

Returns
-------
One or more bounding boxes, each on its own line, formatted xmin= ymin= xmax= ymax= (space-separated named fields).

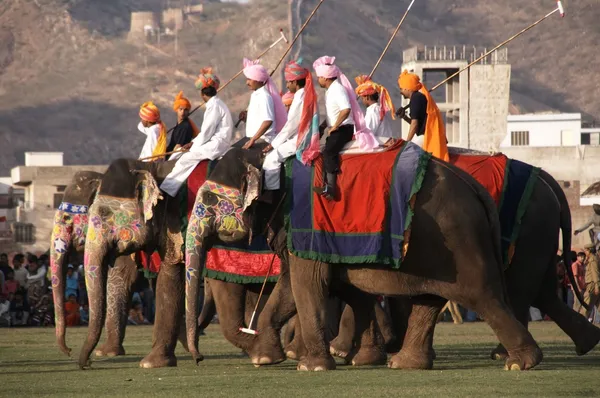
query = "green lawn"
xmin=1 ymin=323 xmax=599 ymax=397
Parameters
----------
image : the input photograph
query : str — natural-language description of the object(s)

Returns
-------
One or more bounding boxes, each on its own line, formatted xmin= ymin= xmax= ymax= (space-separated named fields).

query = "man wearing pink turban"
xmin=241 ymin=58 xmax=288 ymax=149
xmin=312 ymin=56 xmax=378 ymax=200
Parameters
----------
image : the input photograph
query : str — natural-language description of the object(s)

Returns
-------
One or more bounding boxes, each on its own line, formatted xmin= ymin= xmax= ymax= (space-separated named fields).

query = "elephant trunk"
xmin=197 ymin=279 xmax=216 ymax=330
xmin=78 ymin=248 xmax=108 ymax=369
xmin=185 ymin=247 xmax=206 ymax=365
xmin=50 ymin=221 xmax=73 ymax=357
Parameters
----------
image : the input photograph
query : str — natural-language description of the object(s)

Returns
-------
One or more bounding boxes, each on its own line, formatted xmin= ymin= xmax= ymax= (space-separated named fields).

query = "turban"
xmin=354 ymin=75 xmax=396 ymax=121
xmin=242 ymin=58 xmax=270 ymax=83
xmin=282 ymin=91 xmax=294 ymax=106
xmin=172 ymin=91 xmax=191 ymax=112
xmin=139 ymin=101 xmax=161 ymax=123
xmin=284 ymin=59 xmax=309 ymax=82
xmin=195 ymin=67 xmax=220 ymax=90
xmin=242 ymin=58 xmax=288 ymax=134
xmin=398 ymin=70 xmax=423 ymax=92
xmin=139 ymin=101 xmax=168 ymax=160
xmin=397 ymin=69 xmax=448 ymax=161
xmin=312 ymin=56 xmax=378 ymax=151
xmin=313 ymin=55 xmax=340 ymax=79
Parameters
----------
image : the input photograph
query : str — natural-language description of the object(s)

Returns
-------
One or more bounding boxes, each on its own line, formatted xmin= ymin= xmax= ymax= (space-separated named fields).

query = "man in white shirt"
xmin=312 ymin=56 xmax=378 ymax=200
xmin=355 ymin=75 xmax=398 ymax=138
xmin=240 ymin=58 xmax=287 ymax=149
xmin=161 ymin=68 xmax=233 ymax=197
xmin=138 ymin=101 xmax=169 ymax=161
xmin=262 ymin=60 xmax=317 ymax=190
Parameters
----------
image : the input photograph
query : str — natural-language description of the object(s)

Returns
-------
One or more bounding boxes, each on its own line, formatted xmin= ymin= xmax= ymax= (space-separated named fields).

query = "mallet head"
xmin=557 ymin=0 xmax=565 ymax=17
xmin=279 ymin=28 xmax=289 ymax=44
xmin=240 ymin=327 xmax=258 ymax=335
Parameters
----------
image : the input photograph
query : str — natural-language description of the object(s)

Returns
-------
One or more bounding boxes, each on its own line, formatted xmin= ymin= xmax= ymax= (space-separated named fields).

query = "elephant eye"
xmin=202 ymin=191 xmax=219 ymax=206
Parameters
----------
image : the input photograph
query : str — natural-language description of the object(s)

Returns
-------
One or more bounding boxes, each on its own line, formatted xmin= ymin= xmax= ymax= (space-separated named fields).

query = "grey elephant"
xmin=184 ymin=140 xmax=543 ymax=371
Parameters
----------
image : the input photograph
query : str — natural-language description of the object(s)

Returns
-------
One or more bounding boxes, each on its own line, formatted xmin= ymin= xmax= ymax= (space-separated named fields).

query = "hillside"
xmin=0 ymin=0 xmax=598 ymax=173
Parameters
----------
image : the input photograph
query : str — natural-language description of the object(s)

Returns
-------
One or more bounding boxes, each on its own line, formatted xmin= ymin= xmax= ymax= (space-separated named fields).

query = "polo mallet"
xmin=239 ymin=254 xmax=277 ymax=335
xmin=397 ymin=0 xmax=566 ymax=114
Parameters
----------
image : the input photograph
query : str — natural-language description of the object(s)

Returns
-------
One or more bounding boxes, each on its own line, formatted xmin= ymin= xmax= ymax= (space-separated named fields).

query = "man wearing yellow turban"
xmin=396 ymin=70 xmax=449 ymax=161
xmin=138 ymin=101 xmax=169 ymax=162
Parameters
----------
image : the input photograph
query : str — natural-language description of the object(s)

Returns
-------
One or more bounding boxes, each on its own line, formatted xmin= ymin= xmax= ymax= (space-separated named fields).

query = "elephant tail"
xmin=538 ymin=170 xmax=588 ymax=311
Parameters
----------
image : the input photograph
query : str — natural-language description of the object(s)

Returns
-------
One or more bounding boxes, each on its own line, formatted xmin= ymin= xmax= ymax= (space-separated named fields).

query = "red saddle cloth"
xmin=448 ymin=153 xmax=508 ymax=206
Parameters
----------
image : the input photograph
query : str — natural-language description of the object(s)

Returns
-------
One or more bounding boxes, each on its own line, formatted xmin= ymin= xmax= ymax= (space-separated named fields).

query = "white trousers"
xmin=160 ymin=141 xmax=222 ymax=197
xmin=263 ymin=140 xmax=296 ymax=190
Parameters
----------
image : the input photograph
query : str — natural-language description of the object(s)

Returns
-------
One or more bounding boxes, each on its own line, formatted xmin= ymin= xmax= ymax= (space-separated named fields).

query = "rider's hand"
xmin=396 ymin=107 xmax=406 ymax=119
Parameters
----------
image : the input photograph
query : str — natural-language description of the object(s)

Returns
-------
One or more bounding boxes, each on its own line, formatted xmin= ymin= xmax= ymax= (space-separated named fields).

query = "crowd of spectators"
xmin=0 ymin=252 xmax=156 ymax=328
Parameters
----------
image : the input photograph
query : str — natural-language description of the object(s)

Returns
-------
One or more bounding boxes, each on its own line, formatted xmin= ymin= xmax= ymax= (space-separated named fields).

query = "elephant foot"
xmin=574 ymin=325 xmax=600 ymax=356
xmin=95 ymin=343 xmax=125 ymax=357
xmin=504 ymin=345 xmax=543 ymax=371
xmin=285 ymin=341 xmax=306 ymax=361
xmin=490 ymin=344 xmax=508 ymax=361
xmin=348 ymin=346 xmax=387 ymax=366
xmin=297 ymin=355 xmax=336 ymax=371
xmin=248 ymin=328 xmax=286 ymax=366
xmin=329 ymin=336 xmax=353 ymax=359
xmin=388 ymin=348 xmax=433 ymax=370
xmin=139 ymin=350 xmax=178 ymax=369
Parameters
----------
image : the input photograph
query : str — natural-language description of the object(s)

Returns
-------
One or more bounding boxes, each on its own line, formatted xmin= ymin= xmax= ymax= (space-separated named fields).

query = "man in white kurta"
xmin=160 ymin=69 xmax=233 ymax=197
xmin=355 ymin=76 xmax=398 ymax=138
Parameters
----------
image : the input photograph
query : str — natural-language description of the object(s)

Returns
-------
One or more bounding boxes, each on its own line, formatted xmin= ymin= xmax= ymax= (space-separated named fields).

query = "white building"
xmin=501 ymin=113 xmax=583 ymax=148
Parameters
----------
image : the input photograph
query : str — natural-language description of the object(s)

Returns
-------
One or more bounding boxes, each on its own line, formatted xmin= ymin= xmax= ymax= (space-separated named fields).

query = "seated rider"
xmin=262 ymin=59 xmax=318 ymax=191
xmin=167 ymin=91 xmax=200 ymax=154
xmin=138 ymin=101 xmax=169 ymax=162
xmin=240 ymin=58 xmax=287 ymax=149
xmin=160 ymin=68 xmax=234 ymax=197
xmin=312 ymin=56 xmax=378 ymax=200
xmin=396 ymin=70 xmax=449 ymax=161
xmin=355 ymin=75 xmax=398 ymax=139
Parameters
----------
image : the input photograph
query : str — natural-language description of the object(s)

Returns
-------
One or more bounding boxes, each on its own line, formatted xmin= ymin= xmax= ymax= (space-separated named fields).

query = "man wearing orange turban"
xmin=168 ymin=91 xmax=199 ymax=154
xmin=138 ymin=101 xmax=169 ymax=161
xmin=396 ymin=70 xmax=449 ymax=161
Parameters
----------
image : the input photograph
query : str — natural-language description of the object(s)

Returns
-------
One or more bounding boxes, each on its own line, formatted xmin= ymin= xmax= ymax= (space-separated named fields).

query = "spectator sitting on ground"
xmin=128 ymin=302 xmax=150 ymax=325
xmin=12 ymin=254 xmax=27 ymax=288
xmin=65 ymin=294 xmax=80 ymax=326
xmin=65 ymin=265 xmax=78 ymax=299
xmin=26 ymin=257 xmax=46 ymax=308
xmin=80 ymin=302 xmax=89 ymax=325
xmin=2 ymin=270 xmax=19 ymax=296
xmin=31 ymin=295 xmax=53 ymax=326
xmin=10 ymin=289 xmax=29 ymax=326
xmin=77 ymin=279 xmax=88 ymax=305
xmin=0 ymin=294 xmax=10 ymax=326
xmin=0 ymin=252 xmax=11 ymax=278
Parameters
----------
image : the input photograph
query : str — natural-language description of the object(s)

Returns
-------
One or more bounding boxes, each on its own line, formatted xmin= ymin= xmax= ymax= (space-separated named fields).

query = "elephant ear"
xmin=133 ymin=170 xmax=163 ymax=223
xmin=241 ymin=162 xmax=262 ymax=212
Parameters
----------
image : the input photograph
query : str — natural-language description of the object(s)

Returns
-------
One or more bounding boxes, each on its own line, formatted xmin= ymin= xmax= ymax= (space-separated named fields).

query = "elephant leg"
xmin=96 ymin=257 xmax=137 ymax=357
xmin=198 ymin=279 xmax=216 ymax=330
xmin=389 ymin=295 xmax=444 ymax=370
xmin=338 ymin=289 xmax=387 ymax=366
xmin=385 ymin=297 xmax=410 ymax=353
xmin=210 ymin=279 xmax=255 ymax=352
xmin=284 ymin=315 xmax=308 ymax=360
xmin=490 ymin=292 xmax=530 ymax=361
xmin=250 ymin=254 xmax=296 ymax=366
xmin=375 ymin=299 xmax=398 ymax=351
xmin=329 ymin=304 xmax=354 ymax=359
xmin=534 ymin=261 xmax=600 ymax=356
xmin=283 ymin=314 xmax=297 ymax=348
xmin=289 ymin=256 xmax=336 ymax=371
xmin=140 ymin=263 xmax=184 ymax=368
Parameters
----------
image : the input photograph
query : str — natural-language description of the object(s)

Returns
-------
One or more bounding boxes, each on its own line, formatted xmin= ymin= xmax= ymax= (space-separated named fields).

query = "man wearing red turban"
xmin=396 ymin=70 xmax=448 ymax=161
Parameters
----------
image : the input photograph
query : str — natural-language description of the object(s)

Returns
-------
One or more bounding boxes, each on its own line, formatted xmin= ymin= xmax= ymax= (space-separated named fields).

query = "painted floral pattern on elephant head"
xmin=86 ymin=196 xmax=144 ymax=250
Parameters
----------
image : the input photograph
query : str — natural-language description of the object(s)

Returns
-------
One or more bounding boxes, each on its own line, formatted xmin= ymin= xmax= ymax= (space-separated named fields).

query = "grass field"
xmin=1 ymin=323 xmax=599 ymax=397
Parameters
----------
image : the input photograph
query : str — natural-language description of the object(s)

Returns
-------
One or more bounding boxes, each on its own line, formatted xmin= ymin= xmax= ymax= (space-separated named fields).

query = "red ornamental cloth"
xmin=448 ymin=153 xmax=508 ymax=206
xmin=312 ymin=141 xmax=403 ymax=234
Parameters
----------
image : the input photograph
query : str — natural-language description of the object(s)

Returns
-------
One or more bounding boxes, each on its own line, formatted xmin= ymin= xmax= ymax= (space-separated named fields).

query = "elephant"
xmin=79 ymin=158 xmax=295 ymax=369
xmin=51 ymin=171 xmax=188 ymax=360
xmin=184 ymin=140 xmax=544 ymax=371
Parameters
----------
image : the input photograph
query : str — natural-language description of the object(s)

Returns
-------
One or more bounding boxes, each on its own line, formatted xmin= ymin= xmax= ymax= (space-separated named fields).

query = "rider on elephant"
xmin=241 ymin=58 xmax=288 ymax=150
xmin=160 ymin=69 xmax=234 ymax=197
xmin=395 ymin=70 xmax=449 ymax=161
xmin=167 ymin=91 xmax=200 ymax=154
xmin=355 ymin=75 xmax=398 ymax=138
xmin=138 ymin=101 xmax=169 ymax=161
xmin=262 ymin=59 xmax=318 ymax=191
xmin=312 ymin=55 xmax=378 ymax=200
xmin=574 ymin=204 xmax=600 ymax=250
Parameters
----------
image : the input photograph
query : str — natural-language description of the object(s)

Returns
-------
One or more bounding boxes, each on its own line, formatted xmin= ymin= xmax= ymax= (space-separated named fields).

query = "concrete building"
xmin=1 ymin=152 xmax=107 ymax=254
xmin=501 ymin=113 xmax=582 ymax=147
xmin=401 ymin=46 xmax=511 ymax=152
